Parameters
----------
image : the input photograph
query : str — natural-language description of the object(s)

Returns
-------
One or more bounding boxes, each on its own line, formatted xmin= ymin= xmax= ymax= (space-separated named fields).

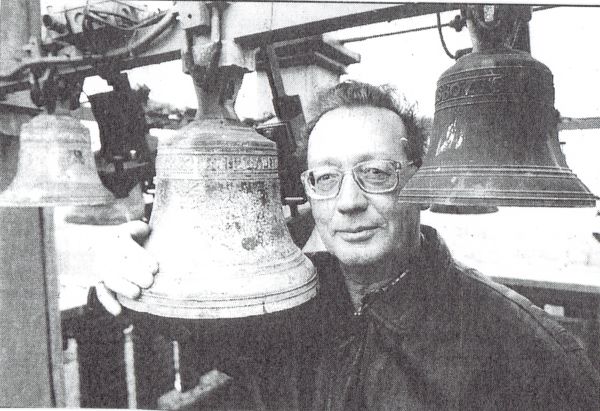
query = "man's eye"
xmin=360 ymin=167 xmax=390 ymax=179
xmin=364 ymin=168 xmax=385 ymax=175
xmin=316 ymin=173 xmax=337 ymax=184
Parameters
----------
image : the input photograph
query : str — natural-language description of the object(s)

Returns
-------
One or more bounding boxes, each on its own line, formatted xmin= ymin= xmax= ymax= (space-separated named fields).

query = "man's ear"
xmin=397 ymin=138 xmax=420 ymax=194
xmin=398 ymin=137 xmax=413 ymax=164
xmin=399 ymin=137 xmax=410 ymax=157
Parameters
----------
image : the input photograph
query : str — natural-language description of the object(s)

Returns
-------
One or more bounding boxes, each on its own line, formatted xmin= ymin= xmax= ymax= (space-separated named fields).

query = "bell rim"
xmin=118 ymin=275 xmax=318 ymax=319
xmin=399 ymin=190 xmax=597 ymax=208
xmin=400 ymin=163 xmax=597 ymax=208
xmin=0 ymin=192 xmax=115 ymax=207
xmin=398 ymin=197 xmax=597 ymax=208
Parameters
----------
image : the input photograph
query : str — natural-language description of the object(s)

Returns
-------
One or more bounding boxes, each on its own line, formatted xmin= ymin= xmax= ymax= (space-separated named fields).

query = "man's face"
xmin=307 ymin=106 xmax=420 ymax=267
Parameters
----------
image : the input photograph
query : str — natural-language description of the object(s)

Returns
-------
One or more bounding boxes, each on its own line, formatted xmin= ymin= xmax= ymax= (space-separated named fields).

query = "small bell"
xmin=0 ymin=112 xmax=114 ymax=207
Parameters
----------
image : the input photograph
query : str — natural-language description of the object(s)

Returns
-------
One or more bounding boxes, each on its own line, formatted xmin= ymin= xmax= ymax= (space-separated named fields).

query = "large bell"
xmin=0 ymin=112 xmax=114 ymax=206
xmin=118 ymin=118 xmax=317 ymax=319
xmin=399 ymin=6 xmax=596 ymax=208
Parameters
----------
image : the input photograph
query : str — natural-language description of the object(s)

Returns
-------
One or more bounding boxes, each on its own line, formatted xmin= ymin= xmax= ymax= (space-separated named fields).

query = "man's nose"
xmin=335 ymin=173 xmax=368 ymax=213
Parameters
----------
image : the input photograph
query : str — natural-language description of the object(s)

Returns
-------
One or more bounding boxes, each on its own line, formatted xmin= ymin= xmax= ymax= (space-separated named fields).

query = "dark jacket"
xmin=213 ymin=225 xmax=600 ymax=410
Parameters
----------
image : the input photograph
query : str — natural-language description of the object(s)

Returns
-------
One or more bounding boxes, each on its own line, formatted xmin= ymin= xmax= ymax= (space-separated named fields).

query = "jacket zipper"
xmin=354 ymin=269 xmax=409 ymax=317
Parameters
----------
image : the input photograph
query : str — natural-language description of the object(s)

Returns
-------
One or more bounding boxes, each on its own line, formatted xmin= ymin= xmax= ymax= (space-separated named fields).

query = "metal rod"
xmin=340 ymin=5 xmax=560 ymax=45
xmin=341 ymin=22 xmax=450 ymax=44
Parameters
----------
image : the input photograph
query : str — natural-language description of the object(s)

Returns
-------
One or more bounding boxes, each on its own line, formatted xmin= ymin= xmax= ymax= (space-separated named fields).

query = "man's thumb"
xmin=121 ymin=220 xmax=151 ymax=245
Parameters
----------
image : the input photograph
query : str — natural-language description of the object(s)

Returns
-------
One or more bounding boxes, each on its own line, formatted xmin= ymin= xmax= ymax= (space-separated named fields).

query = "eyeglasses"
xmin=301 ymin=159 xmax=414 ymax=200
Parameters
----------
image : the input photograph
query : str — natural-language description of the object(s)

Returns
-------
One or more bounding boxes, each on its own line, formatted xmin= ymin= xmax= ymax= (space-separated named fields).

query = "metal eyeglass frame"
xmin=300 ymin=159 xmax=415 ymax=200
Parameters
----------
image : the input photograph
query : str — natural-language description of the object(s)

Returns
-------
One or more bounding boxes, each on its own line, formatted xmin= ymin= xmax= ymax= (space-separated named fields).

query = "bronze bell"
xmin=0 ymin=112 xmax=114 ymax=206
xmin=399 ymin=5 xmax=596 ymax=208
xmin=64 ymin=183 xmax=145 ymax=225
xmin=118 ymin=118 xmax=317 ymax=319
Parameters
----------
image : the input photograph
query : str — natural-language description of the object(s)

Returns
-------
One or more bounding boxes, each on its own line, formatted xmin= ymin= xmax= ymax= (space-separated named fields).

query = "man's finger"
xmin=121 ymin=237 xmax=159 ymax=288
xmin=96 ymin=282 xmax=122 ymax=316
xmin=103 ymin=276 xmax=142 ymax=300
xmin=126 ymin=262 xmax=158 ymax=289
xmin=121 ymin=220 xmax=151 ymax=245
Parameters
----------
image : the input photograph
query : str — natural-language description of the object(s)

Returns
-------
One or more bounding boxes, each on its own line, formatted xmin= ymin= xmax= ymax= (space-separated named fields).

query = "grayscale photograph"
xmin=0 ymin=1 xmax=599 ymax=409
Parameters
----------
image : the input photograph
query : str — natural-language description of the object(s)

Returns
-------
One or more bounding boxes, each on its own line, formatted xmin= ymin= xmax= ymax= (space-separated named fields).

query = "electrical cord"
xmin=85 ymin=9 xmax=167 ymax=31
xmin=88 ymin=8 xmax=138 ymax=24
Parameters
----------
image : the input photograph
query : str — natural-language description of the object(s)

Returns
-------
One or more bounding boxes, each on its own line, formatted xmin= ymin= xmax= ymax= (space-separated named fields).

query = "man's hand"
xmin=95 ymin=220 xmax=159 ymax=316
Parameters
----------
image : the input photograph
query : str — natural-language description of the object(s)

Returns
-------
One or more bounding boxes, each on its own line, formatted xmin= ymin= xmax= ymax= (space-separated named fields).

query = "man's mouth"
xmin=336 ymin=226 xmax=379 ymax=242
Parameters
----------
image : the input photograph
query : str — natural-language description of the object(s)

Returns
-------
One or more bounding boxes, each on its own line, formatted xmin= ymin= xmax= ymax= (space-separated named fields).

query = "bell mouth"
xmin=123 ymin=296 xmax=318 ymax=342
xmin=399 ymin=165 xmax=597 ymax=208
xmin=118 ymin=254 xmax=318 ymax=320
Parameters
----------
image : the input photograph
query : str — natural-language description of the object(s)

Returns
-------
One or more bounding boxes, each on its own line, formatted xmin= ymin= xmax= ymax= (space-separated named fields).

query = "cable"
xmin=0 ymin=8 xmax=178 ymax=80
xmin=85 ymin=9 xmax=167 ymax=31
xmin=340 ymin=23 xmax=449 ymax=44
xmin=532 ymin=5 xmax=559 ymax=12
xmin=339 ymin=6 xmax=558 ymax=46
xmin=88 ymin=8 xmax=138 ymax=24
xmin=436 ymin=12 xmax=457 ymax=59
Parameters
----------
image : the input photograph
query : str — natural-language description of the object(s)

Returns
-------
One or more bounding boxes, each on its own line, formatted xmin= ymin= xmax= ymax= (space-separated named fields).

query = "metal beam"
xmin=0 ymin=17 xmax=186 ymax=96
xmin=0 ymin=2 xmax=458 ymax=96
xmin=229 ymin=2 xmax=458 ymax=47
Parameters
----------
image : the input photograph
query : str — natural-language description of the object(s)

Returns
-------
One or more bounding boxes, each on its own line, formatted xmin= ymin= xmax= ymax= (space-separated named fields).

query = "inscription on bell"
xmin=436 ymin=74 xmax=505 ymax=104
xmin=158 ymin=153 xmax=278 ymax=177
xmin=435 ymin=66 xmax=553 ymax=109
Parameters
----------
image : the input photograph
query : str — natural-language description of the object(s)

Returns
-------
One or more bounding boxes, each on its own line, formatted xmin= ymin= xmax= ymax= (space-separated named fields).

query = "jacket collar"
xmin=359 ymin=225 xmax=454 ymax=335
xmin=306 ymin=225 xmax=455 ymax=337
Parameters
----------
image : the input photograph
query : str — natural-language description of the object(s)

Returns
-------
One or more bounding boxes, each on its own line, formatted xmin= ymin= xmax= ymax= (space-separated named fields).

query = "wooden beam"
xmin=0 ymin=208 xmax=64 ymax=407
xmin=0 ymin=0 xmax=65 ymax=406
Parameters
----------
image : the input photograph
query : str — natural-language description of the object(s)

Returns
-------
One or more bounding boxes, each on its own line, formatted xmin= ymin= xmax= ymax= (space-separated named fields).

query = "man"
xmin=98 ymin=81 xmax=600 ymax=409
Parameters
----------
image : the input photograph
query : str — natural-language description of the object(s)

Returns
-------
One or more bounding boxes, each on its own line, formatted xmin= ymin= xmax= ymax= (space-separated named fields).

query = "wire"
xmin=532 ymin=5 xmax=560 ymax=12
xmin=82 ymin=2 xmax=100 ymax=54
xmin=84 ymin=9 xmax=167 ymax=31
xmin=510 ymin=20 xmax=522 ymax=49
xmin=339 ymin=6 xmax=558 ymax=46
xmin=340 ymin=23 xmax=449 ymax=44
xmin=90 ymin=8 xmax=166 ymax=29
xmin=436 ymin=12 xmax=457 ymax=59
xmin=88 ymin=8 xmax=138 ymax=24
xmin=0 ymin=8 xmax=179 ymax=80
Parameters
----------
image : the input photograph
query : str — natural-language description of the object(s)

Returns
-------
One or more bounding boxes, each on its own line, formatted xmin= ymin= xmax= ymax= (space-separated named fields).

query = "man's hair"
xmin=303 ymin=80 xmax=428 ymax=167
